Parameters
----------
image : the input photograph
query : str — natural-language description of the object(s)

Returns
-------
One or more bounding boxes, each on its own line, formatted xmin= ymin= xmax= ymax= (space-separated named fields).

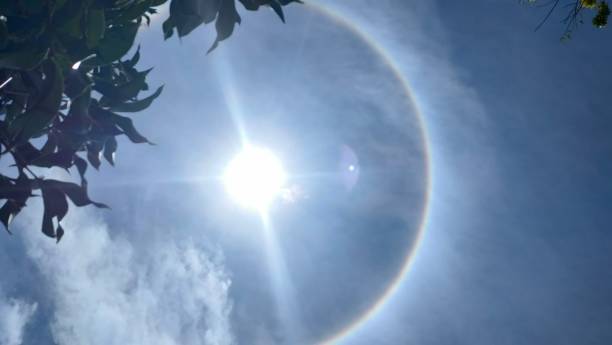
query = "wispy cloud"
xmin=0 ymin=297 xmax=37 ymax=345
xmin=16 ymin=196 xmax=234 ymax=345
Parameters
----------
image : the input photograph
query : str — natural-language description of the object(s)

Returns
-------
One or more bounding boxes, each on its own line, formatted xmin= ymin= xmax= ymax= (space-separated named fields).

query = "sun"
xmin=223 ymin=146 xmax=287 ymax=211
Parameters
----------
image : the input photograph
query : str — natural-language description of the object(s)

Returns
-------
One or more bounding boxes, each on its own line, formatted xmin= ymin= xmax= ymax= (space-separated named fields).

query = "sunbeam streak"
xmin=215 ymin=52 xmax=303 ymax=342
xmin=260 ymin=212 xmax=303 ymax=343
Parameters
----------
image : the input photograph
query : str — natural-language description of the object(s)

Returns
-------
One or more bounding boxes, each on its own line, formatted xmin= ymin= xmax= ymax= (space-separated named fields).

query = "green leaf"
xmin=9 ymin=58 xmax=64 ymax=142
xmin=51 ymin=0 xmax=69 ymax=13
xmin=20 ymin=0 xmax=45 ymax=14
xmin=0 ymin=20 xmax=8 ymax=49
xmin=96 ymin=22 xmax=139 ymax=63
xmin=65 ymin=71 xmax=92 ymax=100
xmin=0 ymin=47 xmax=48 ymax=70
xmin=110 ymin=85 xmax=163 ymax=112
xmin=56 ymin=0 xmax=85 ymax=39
xmin=86 ymin=9 xmax=106 ymax=48
xmin=94 ymin=67 xmax=152 ymax=103
xmin=116 ymin=0 xmax=153 ymax=23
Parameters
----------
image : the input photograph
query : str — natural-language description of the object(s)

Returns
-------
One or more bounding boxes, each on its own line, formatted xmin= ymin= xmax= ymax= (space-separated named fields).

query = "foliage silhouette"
xmin=0 ymin=0 xmax=301 ymax=241
xmin=525 ymin=0 xmax=610 ymax=38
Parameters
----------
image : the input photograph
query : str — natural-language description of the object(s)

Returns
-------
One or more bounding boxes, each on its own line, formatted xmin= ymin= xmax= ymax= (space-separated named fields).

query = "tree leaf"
xmin=40 ymin=134 xmax=57 ymax=156
xmin=9 ymin=58 xmax=64 ymax=142
xmin=41 ymin=181 xmax=69 ymax=238
xmin=86 ymin=142 xmax=102 ymax=170
xmin=124 ymin=45 xmax=140 ymax=68
xmin=73 ymin=155 xmax=88 ymax=187
xmin=110 ymin=85 xmax=163 ymax=112
xmin=41 ymin=179 xmax=108 ymax=209
xmin=103 ymin=136 xmax=117 ymax=165
xmin=96 ymin=22 xmax=139 ymax=63
xmin=162 ymin=16 xmax=175 ymax=39
xmin=94 ymin=68 xmax=152 ymax=103
xmin=55 ymin=0 xmax=85 ymax=39
xmin=0 ymin=172 xmax=33 ymax=202
xmin=0 ymin=46 xmax=48 ymax=70
xmin=29 ymin=149 xmax=75 ymax=169
xmin=86 ymin=9 xmax=106 ymax=48
xmin=0 ymin=200 xmax=19 ymax=234
xmin=208 ymin=0 xmax=241 ymax=53
xmin=20 ymin=0 xmax=45 ymax=14
xmin=269 ymin=0 xmax=286 ymax=22
xmin=56 ymin=223 xmax=65 ymax=243
xmin=112 ymin=113 xmax=150 ymax=143
xmin=41 ymin=186 xmax=69 ymax=222
xmin=0 ymin=20 xmax=9 ymax=50
xmin=115 ymin=0 xmax=154 ymax=23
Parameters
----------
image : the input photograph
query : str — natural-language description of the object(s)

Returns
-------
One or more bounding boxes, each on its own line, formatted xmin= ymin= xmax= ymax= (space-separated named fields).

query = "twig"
xmin=536 ymin=0 xmax=562 ymax=31
xmin=0 ymin=77 xmax=13 ymax=90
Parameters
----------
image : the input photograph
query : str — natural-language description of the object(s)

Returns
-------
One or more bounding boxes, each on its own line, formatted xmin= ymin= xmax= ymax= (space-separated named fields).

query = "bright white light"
xmin=223 ymin=147 xmax=287 ymax=210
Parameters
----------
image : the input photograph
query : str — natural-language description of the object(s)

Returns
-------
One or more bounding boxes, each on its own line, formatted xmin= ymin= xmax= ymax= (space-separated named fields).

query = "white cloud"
xmin=19 ymin=201 xmax=234 ymax=345
xmin=0 ymin=297 xmax=37 ymax=345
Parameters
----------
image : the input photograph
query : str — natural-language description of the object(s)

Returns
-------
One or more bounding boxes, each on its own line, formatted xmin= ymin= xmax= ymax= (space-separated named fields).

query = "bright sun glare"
xmin=223 ymin=146 xmax=287 ymax=211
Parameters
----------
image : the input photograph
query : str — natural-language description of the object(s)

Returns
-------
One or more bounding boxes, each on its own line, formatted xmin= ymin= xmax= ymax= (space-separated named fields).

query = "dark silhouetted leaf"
xmin=56 ymin=224 xmax=65 ymax=243
xmin=94 ymin=68 xmax=152 ymax=103
xmin=74 ymin=155 xmax=88 ymax=186
xmin=41 ymin=181 xmax=69 ymax=238
xmin=208 ymin=0 xmax=241 ymax=53
xmin=0 ymin=0 xmax=299 ymax=241
xmin=30 ymin=149 xmax=75 ymax=169
xmin=103 ymin=136 xmax=117 ymax=165
xmin=9 ymin=58 xmax=64 ymax=142
xmin=86 ymin=9 xmax=106 ymax=48
xmin=269 ymin=0 xmax=286 ymax=22
xmin=96 ymin=22 xmax=139 ymax=63
xmin=87 ymin=142 xmax=102 ymax=170
xmin=0 ymin=20 xmax=8 ymax=49
xmin=110 ymin=85 xmax=163 ymax=112
xmin=0 ymin=47 xmax=49 ymax=70
xmin=65 ymin=70 xmax=92 ymax=99
xmin=42 ymin=179 xmax=108 ymax=209
xmin=112 ymin=113 xmax=150 ymax=143
xmin=40 ymin=134 xmax=57 ymax=156
xmin=124 ymin=45 xmax=141 ymax=68
xmin=0 ymin=200 xmax=19 ymax=234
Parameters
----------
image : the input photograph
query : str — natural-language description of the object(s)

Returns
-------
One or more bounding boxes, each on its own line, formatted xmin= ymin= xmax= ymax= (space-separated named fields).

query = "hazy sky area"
xmin=1 ymin=1 xmax=612 ymax=344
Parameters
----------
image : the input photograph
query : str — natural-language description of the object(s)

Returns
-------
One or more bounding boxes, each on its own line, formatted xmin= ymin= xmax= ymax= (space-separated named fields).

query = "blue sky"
xmin=1 ymin=1 xmax=612 ymax=344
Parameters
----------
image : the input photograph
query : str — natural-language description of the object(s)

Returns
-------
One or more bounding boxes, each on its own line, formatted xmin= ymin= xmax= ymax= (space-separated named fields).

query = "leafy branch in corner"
xmin=0 ymin=0 xmax=301 ymax=242
xmin=523 ymin=0 xmax=610 ymax=38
